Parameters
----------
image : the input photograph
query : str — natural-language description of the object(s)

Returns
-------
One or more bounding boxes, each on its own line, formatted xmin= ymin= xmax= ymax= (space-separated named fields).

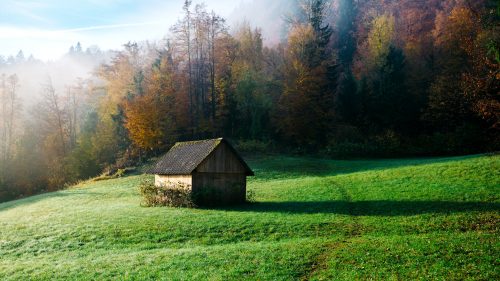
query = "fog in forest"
xmin=1 ymin=0 xmax=498 ymax=202
xmin=0 ymin=0 xmax=296 ymax=107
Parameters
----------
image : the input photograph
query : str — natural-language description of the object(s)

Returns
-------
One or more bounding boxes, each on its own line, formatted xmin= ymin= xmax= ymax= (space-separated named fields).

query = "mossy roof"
xmin=148 ymin=138 xmax=253 ymax=176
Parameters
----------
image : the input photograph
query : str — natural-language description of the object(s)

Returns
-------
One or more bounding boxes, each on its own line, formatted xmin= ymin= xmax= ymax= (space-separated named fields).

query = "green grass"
xmin=0 ymin=154 xmax=499 ymax=280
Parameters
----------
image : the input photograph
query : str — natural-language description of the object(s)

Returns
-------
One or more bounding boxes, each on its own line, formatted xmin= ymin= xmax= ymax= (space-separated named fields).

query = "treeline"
xmin=0 ymin=0 xmax=498 ymax=202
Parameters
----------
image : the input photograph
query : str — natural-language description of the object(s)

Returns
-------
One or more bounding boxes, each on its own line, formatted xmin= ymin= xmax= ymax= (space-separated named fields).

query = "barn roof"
xmin=148 ymin=138 xmax=254 ymax=176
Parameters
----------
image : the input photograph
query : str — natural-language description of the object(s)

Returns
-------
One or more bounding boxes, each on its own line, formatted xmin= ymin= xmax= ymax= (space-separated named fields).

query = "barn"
xmin=148 ymin=138 xmax=254 ymax=205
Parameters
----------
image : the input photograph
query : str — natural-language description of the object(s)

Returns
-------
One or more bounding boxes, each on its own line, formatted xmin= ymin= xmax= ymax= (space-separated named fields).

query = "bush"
xmin=414 ymin=124 xmax=488 ymax=156
xmin=325 ymin=131 xmax=403 ymax=158
xmin=138 ymin=179 xmax=196 ymax=208
xmin=0 ymin=184 xmax=11 ymax=203
xmin=234 ymin=139 xmax=272 ymax=154
xmin=92 ymin=167 xmax=136 ymax=182
xmin=246 ymin=190 xmax=256 ymax=203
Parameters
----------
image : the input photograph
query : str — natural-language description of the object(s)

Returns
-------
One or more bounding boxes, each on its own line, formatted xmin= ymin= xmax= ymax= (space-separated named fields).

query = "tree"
xmin=365 ymin=46 xmax=414 ymax=132
xmin=172 ymin=0 xmax=195 ymax=135
xmin=16 ymin=50 xmax=25 ymax=63
xmin=65 ymin=80 xmax=83 ymax=149
xmin=207 ymin=11 xmax=227 ymax=125
xmin=39 ymin=77 xmax=68 ymax=157
xmin=170 ymin=2 xmax=231 ymax=137
xmin=75 ymin=42 xmax=83 ymax=53
xmin=227 ymin=24 xmax=273 ymax=140
xmin=0 ymin=74 xmax=6 ymax=164
xmin=0 ymin=74 xmax=21 ymax=163
xmin=366 ymin=14 xmax=395 ymax=71
xmin=0 ymin=74 xmax=6 ymax=189
xmin=96 ymin=42 xmax=145 ymax=163
xmin=336 ymin=0 xmax=360 ymax=126
xmin=5 ymin=74 xmax=20 ymax=160
xmin=277 ymin=0 xmax=337 ymax=147
xmin=425 ymin=7 xmax=480 ymax=130
xmin=124 ymin=48 xmax=178 ymax=153
xmin=337 ymin=0 xmax=357 ymax=67
xmin=29 ymin=77 xmax=75 ymax=189
xmin=460 ymin=5 xmax=500 ymax=131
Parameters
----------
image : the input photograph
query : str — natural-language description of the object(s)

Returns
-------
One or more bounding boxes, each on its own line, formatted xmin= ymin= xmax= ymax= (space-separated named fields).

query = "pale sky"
xmin=0 ymin=0 xmax=252 ymax=61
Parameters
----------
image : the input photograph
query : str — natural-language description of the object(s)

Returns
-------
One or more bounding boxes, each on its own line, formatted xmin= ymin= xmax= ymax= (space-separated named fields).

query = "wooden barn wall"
xmin=155 ymin=175 xmax=192 ymax=189
xmin=192 ymin=173 xmax=246 ymax=204
xmin=196 ymin=143 xmax=247 ymax=174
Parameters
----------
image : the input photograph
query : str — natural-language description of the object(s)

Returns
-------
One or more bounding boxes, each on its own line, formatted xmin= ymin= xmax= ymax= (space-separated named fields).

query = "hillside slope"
xmin=0 ymin=155 xmax=499 ymax=280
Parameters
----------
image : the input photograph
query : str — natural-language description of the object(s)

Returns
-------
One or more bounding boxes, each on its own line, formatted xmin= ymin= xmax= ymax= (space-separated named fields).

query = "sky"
xmin=0 ymin=0 xmax=253 ymax=61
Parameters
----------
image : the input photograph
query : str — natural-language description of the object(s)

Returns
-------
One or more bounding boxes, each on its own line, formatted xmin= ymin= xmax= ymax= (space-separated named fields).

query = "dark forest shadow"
xmin=217 ymin=200 xmax=500 ymax=216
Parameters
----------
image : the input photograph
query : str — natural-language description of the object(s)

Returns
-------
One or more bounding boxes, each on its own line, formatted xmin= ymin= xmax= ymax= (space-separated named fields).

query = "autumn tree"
xmin=277 ymin=0 xmax=338 ymax=148
xmin=460 ymin=4 xmax=500 ymax=132
xmin=95 ymin=42 xmax=148 ymax=166
xmin=227 ymin=24 xmax=274 ymax=140
xmin=124 ymin=47 xmax=178 ymax=153
xmin=352 ymin=12 xmax=420 ymax=134
xmin=425 ymin=6 xmax=480 ymax=130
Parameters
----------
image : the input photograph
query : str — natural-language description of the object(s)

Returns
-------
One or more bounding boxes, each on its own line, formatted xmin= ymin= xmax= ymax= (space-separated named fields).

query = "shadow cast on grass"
xmin=218 ymin=200 xmax=500 ymax=216
xmin=248 ymin=155 xmax=486 ymax=180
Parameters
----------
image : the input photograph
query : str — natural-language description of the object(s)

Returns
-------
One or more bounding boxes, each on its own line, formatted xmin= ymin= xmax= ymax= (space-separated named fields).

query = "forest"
xmin=0 ymin=0 xmax=498 ymax=202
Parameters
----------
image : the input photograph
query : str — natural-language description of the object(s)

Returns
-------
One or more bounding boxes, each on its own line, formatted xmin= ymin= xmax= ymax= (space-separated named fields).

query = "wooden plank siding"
xmin=193 ymin=142 xmax=247 ymax=204
xmin=195 ymin=143 xmax=247 ymax=174
xmin=192 ymin=173 xmax=246 ymax=204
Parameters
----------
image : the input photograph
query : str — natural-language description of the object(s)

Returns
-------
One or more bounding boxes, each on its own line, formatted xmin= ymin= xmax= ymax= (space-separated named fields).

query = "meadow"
xmin=0 ymin=154 xmax=498 ymax=280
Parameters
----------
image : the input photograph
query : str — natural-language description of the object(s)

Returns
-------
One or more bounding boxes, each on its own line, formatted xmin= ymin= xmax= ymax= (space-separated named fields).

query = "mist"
xmin=0 ymin=47 xmax=110 ymax=112
xmin=228 ymin=0 xmax=298 ymax=45
xmin=0 ymin=0 xmax=297 ymax=112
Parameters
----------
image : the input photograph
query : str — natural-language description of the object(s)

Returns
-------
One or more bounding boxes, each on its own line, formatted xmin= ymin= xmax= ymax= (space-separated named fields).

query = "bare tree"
xmin=0 ymin=74 xmax=6 ymax=177
xmin=171 ymin=0 xmax=195 ymax=135
xmin=5 ymin=74 xmax=20 ymax=161
xmin=0 ymin=74 xmax=21 ymax=162
xmin=65 ymin=78 xmax=84 ymax=149
xmin=207 ymin=11 xmax=227 ymax=123
xmin=171 ymin=2 xmax=228 ymax=136
xmin=41 ymin=77 xmax=67 ymax=156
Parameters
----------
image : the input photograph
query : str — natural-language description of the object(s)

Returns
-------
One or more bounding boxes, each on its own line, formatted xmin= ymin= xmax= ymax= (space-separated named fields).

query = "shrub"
xmin=246 ymin=190 xmax=256 ymax=203
xmin=235 ymin=139 xmax=272 ymax=154
xmin=114 ymin=169 xmax=126 ymax=178
xmin=324 ymin=131 xmax=404 ymax=158
xmin=138 ymin=179 xmax=196 ymax=208
xmin=414 ymin=124 xmax=488 ymax=156
xmin=92 ymin=167 xmax=136 ymax=182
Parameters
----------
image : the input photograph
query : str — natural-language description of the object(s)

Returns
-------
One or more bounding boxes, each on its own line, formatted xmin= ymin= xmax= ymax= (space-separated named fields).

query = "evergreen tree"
xmin=277 ymin=0 xmax=339 ymax=148
xmin=365 ymin=46 xmax=414 ymax=133
xmin=75 ymin=42 xmax=83 ymax=53
xmin=16 ymin=50 xmax=25 ymax=63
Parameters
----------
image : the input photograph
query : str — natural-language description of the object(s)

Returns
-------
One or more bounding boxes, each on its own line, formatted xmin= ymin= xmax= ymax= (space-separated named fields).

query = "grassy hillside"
xmin=0 ymin=154 xmax=498 ymax=280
